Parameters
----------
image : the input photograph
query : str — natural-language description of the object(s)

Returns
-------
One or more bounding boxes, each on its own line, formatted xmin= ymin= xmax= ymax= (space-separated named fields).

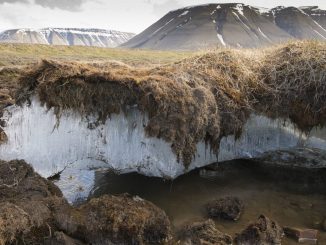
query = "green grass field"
xmin=0 ymin=43 xmax=193 ymax=67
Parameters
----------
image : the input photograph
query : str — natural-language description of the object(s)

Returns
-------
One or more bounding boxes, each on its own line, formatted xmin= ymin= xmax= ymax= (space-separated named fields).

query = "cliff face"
xmin=0 ymin=28 xmax=135 ymax=48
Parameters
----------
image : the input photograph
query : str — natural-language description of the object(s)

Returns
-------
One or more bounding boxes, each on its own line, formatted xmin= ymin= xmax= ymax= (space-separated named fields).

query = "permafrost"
xmin=0 ymin=97 xmax=326 ymax=201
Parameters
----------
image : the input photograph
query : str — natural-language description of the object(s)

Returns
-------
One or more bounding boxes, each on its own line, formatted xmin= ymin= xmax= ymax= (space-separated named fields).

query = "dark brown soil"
xmin=0 ymin=159 xmax=67 ymax=245
xmin=206 ymin=196 xmax=244 ymax=221
xmin=0 ymin=160 xmax=172 ymax=245
xmin=44 ymin=232 xmax=85 ymax=245
xmin=0 ymin=66 xmax=25 ymax=145
xmin=234 ymin=215 xmax=284 ymax=245
xmin=180 ymin=219 xmax=232 ymax=245
xmin=54 ymin=194 xmax=172 ymax=245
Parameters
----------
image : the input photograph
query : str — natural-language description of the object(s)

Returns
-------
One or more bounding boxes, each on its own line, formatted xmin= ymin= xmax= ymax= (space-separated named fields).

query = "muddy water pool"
xmin=89 ymin=160 xmax=326 ymax=244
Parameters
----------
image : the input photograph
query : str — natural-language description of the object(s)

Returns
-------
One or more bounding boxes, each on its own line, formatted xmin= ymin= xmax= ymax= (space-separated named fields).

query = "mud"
xmin=206 ymin=196 xmax=244 ymax=221
xmin=55 ymin=194 xmax=172 ymax=245
xmin=179 ymin=219 xmax=232 ymax=245
xmin=0 ymin=160 xmax=172 ymax=245
xmin=0 ymin=159 xmax=67 ymax=244
xmin=234 ymin=215 xmax=284 ymax=245
xmin=91 ymin=158 xmax=326 ymax=245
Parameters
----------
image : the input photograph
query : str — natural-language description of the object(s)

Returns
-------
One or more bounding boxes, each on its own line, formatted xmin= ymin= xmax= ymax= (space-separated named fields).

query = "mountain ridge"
xmin=122 ymin=3 xmax=326 ymax=50
xmin=0 ymin=28 xmax=135 ymax=48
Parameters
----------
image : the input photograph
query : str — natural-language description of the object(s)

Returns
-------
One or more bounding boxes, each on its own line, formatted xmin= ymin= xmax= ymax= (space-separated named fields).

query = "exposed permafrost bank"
xmin=0 ymin=40 xmax=325 ymax=201
xmin=0 ymin=97 xmax=325 ymax=180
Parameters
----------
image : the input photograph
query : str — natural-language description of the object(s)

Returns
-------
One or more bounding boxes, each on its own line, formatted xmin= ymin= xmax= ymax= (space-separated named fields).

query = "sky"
xmin=0 ymin=0 xmax=325 ymax=34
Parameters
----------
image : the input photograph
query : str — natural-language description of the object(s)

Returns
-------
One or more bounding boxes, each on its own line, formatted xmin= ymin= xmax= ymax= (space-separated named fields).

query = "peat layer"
xmin=3 ymin=40 xmax=325 ymax=166
xmin=0 ymin=160 xmax=172 ymax=245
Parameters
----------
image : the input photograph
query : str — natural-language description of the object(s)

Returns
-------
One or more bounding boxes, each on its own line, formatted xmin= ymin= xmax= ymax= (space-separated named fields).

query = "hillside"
xmin=122 ymin=3 xmax=326 ymax=50
xmin=264 ymin=6 xmax=326 ymax=40
xmin=300 ymin=6 xmax=326 ymax=28
xmin=0 ymin=28 xmax=135 ymax=48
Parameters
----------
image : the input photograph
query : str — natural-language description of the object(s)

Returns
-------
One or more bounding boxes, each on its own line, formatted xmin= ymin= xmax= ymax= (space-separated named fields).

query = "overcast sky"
xmin=0 ymin=0 xmax=325 ymax=33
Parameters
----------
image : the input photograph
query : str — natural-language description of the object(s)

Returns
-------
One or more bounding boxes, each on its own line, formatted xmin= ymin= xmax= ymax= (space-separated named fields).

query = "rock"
xmin=284 ymin=227 xmax=318 ymax=244
xmin=180 ymin=219 xmax=232 ymax=245
xmin=234 ymin=215 xmax=284 ymax=245
xmin=55 ymin=194 xmax=172 ymax=245
xmin=44 ymin=232 xmax=85 ymax=245
xmin=206 ymin=196 xmax=244 ymax=221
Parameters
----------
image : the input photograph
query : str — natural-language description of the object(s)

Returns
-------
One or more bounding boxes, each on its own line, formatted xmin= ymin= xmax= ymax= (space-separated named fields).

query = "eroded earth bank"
xmin=0 ymin=41 xmax=326 ymax=244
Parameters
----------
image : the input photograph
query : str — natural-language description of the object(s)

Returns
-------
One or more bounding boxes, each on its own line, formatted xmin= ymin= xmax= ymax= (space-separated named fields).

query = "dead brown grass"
xmin=15 ymin=40 xmax=326 ymax=166
xmin=0 ymin=202 xmax=31 ymax=245
xmin=0 ymin=160 xmax=67 ymax=244
xmin=257 ymin=41 xmax=326 ymax=132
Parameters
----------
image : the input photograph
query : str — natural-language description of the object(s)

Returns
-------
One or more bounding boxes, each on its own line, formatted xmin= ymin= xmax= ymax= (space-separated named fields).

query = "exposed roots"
xmin=15 ymin=40 xmax=326 ymax=166
xmin=257 ymin=41 xmax=326 ymax=132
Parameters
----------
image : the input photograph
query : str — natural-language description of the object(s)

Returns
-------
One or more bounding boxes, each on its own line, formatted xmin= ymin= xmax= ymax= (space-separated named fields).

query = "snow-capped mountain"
xmin=0 ymin=28 xmax=135 ymax=48
xmin=122 ymin=3 xmax=326 ymax=50
xmin=300 ymin=6 xmax=326 ymax=29
xmin=264 ymin=6 xmax=326 ymax=40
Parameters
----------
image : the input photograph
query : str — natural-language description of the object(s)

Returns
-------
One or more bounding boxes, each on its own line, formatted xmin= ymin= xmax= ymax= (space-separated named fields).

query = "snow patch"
xmin=312 ymin=20 xmax=326 ymax=33
xmin=258 ymin=27 xmax=272 ymax=41
xmin=252 ymin=6 xmax=270 ymax=14
xmin=299 ymin=6 xmax=319 ymax=11
xmin=232 ymin=11 xmax=251 ymax=31
xmin=314 ymin=29 xmax=326 ymax=39
xmin=184 ymin=3 xmax=211 ymax=10
xmin=153 ymin=18 xmax=175 ymax=35
xmin=298 ymin=8 xmax=310 ymax=17
xmin=217 ymin=33 xmax=226 ymax=46
xmin=233 ymin=4 xmax=245 ymax=16
xmin=211 ymin=5 xmax=221 ymax=15
xmin=178 ymin=10 xmax=189 ymax=17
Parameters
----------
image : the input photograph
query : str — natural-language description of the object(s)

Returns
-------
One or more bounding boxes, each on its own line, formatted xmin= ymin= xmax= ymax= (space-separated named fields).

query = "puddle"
xmin=89 ymin=160 xmax=326 ymax=244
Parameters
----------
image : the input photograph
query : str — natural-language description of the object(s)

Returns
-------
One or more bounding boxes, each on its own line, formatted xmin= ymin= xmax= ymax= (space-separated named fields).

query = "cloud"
xmin=0 ymin=0 xmax=28 ymax=3
xmin=34 ymin=0 xmax=86 ymax=11
xmin=0 ymin=0 xmax=86 ymax=11
xmin=152 ymin=0 xmax=182 ymax=17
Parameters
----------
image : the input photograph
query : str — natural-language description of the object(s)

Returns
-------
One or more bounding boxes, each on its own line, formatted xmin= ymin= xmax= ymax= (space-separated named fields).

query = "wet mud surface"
xmin=91 ymin=160 xmax=326 ymax=244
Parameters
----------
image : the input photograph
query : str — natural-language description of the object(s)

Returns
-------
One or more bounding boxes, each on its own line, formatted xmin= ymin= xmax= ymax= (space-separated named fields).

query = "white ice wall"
xmin=0 ymin=98 xmax=217 ymax=178
xmin=0 ymin=97 xmax=325 ymax=181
